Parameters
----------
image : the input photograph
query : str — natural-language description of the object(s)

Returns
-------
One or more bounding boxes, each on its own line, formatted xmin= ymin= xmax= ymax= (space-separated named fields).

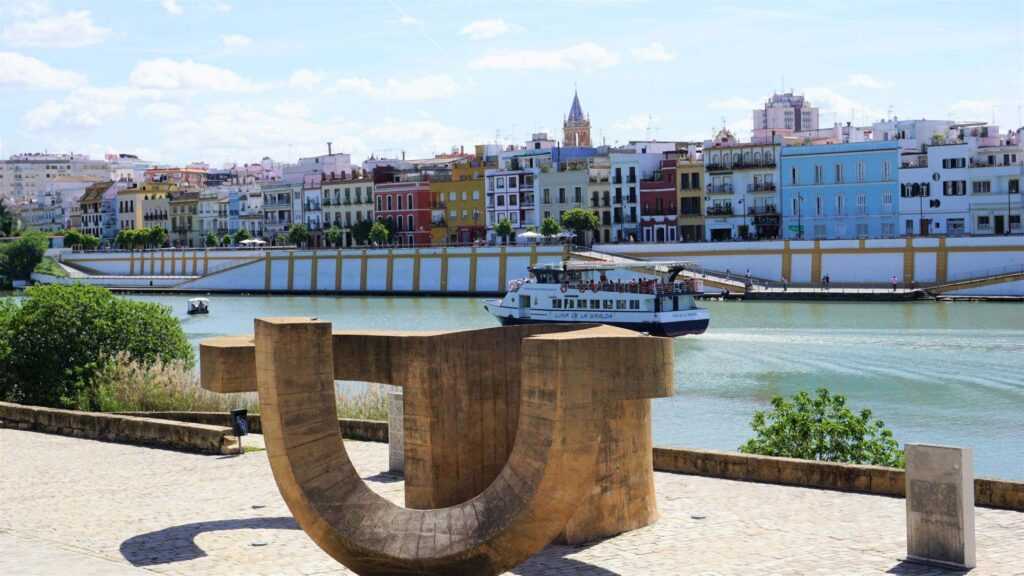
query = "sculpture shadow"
xmin=511 ymin=542 xmax=622 ymax=576
xmin=119 ymin=516 xmax=299 ymax=567
xmin=886 ymin=560 xmax=971 ymax=575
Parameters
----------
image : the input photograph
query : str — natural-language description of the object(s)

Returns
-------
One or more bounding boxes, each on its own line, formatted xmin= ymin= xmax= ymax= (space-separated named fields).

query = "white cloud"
xmin=847 ymin=73 xmax=889 ymax=89
xmin=221 ymin=34 xmax=251 ymax=49
xmin=2 ymin=9 xmax=109 ymax=48
xmin=24 ymin=86 xmax=160 ymax=129
xmin=161 ymin=0 xmax=183 ymax=15
xmin=0 ymin=51 xmax=85 ymax=89
xmin=399 ymin=15 xmax=418 ymax=26
xmin=708 ymin=97 xmax=757 ymax=110
xmin=470 ymin=42 xmax=619 ymax=71
xmin=129 ymin=58 xmax=264 ymax=93
xmin=614 ymin=113 xmax=659 ymax=131
xmin=631 ymin=42 xmax=676 ymax=63
xmin=804 ymin=86 xmax=884 ymax=123
xmin=948 ymin=99 xmax=996 ymax=119
xmin=288 ymin=69 xmax=323 ymax=91
xmin=141 ymin=102 xmax=184 ymax=120
xmin=327 ymin=74 xmax=458 ymax=101
xmin=460 ymin=19 xmax=510 ymax=40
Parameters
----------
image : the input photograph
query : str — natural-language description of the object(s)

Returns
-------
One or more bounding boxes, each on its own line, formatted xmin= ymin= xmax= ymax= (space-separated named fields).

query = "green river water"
xmin=127 ymin=294 xmax=1024 ymax=480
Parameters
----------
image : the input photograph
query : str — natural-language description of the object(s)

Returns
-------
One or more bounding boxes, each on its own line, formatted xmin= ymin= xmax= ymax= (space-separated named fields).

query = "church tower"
xmin=562 ymin=90 xmax=592 ymax=147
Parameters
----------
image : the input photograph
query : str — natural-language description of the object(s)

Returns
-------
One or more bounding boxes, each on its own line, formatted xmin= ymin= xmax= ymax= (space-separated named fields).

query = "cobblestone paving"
xmin=2 ymin=429 xmax=1021 ymax=576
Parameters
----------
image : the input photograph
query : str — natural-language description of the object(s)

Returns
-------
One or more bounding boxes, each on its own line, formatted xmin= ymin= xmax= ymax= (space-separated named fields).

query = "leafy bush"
xmin=540 ymin=217 xmax=561 ymax=237
xmin=494 ymin=218 xmax=513 ymax=243
xmin=739 ymin=388 xmax=905 ymax=468
xmin=0 ymin=232 xmax=48 ymax=281
xmin=0 ymin=284 xmax=193 ymax=409
xmin=63 ymin=229 xmax=100 ymax=250
xmin=369 ymin=221 xmax=389 ymax=246
xmin=286 ymin=224 xmax=310 ymax=247
xmin=33 ymin=256 xmax=68 ymax=278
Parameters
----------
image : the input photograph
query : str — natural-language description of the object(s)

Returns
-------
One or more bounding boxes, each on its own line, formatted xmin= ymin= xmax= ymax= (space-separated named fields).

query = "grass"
xmin=33 ymin=257 xmax=68 ymax=278
xmin=91 ymin=352 xmax=388 ymax=421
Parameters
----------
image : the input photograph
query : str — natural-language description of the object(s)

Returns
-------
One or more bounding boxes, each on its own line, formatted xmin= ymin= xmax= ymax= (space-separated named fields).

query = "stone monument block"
xmin=387 ymin=390 xmax=403 ymax=473
xmin=905 ymin=444 xmax=976 ymax=570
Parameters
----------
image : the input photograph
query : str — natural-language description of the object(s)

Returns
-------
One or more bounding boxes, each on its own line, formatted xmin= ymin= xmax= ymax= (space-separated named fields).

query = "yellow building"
xmin=429 ymin=161 xmax=487 ymax=245
xmin=117 ymin=181 xmax=176 ymax=234
xmin=675 ymin=147 xmax=705 ymax=242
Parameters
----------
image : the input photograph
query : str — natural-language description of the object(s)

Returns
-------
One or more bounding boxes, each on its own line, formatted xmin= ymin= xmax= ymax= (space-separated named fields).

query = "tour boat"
xmin=187 ymin=297 xmax=209 ymax=315
xmin=483 ymin=261 xmax=710 ymax=337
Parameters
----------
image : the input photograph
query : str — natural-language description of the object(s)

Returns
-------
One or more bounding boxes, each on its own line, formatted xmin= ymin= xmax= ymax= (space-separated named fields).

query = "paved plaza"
xmin=1 ymin=428 xmax=1022 ymax=575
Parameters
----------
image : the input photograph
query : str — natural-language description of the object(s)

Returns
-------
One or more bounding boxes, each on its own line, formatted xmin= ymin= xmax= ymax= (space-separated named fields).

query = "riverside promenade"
xmin=2 ymin=428 xmax=1022 ymax=576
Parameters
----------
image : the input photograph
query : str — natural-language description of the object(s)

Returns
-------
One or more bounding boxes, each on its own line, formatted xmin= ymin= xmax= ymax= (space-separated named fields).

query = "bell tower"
xmin=562 ymin=90 xmax=592 ymax=147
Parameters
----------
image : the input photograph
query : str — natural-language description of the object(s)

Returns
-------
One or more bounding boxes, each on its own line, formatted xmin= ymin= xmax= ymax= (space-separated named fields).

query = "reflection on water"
xmin=132 ymin=294 xmax=1024 ymax=480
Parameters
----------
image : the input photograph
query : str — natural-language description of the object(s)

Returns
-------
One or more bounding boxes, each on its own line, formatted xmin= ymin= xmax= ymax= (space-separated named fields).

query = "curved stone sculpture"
xmin=201 ymin=319 xmax=673 ymax=575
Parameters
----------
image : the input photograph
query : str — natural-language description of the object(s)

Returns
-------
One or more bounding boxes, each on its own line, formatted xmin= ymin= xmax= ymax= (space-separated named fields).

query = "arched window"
xmin=407 ymin=193 xmax=413 ymax=209
xmin=754 ymin=151 xmax=761 ymax=164
xmin=397 ymin=215 xmax=404 ymax=232
xmin=397 ymin=195 xmax=403 ymax=210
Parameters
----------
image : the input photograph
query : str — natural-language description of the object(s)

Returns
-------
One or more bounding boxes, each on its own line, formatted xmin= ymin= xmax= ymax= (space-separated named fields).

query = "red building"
xmin=639 ymin=156 xmax=678 ymax=242
xmin=373 ymin=167 xmax=432 ymax=245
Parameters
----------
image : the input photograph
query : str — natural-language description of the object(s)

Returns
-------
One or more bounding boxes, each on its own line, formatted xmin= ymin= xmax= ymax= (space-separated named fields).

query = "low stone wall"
xmin=0 ymin=402 xmax=235 ymax=455
xmin=653 ymin=447 xmax=1024 ymax=512
xmin=118 ymin=411 xmax=389 ymax=443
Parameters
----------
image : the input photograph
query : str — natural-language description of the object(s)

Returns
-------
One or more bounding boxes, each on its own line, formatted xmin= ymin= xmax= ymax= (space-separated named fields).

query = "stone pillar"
xmin=387 ymin=390 xmax=404 ymax=474
xmin=905 ymin=444 xmax=976 ymax=570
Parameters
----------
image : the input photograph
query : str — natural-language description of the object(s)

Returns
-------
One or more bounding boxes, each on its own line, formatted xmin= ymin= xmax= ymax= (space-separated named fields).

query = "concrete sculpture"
xmin=200 ymin=319 xmax=672 ymax=575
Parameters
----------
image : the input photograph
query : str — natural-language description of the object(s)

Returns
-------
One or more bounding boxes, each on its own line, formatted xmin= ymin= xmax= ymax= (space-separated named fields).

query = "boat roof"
xmin=189 ymin=297 xmax=209 ymax=304
xmin=532 ymin=260 xmax=697 ymax=273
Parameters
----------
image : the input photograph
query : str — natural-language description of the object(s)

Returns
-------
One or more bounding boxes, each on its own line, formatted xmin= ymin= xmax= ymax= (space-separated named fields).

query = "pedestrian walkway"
xmin=1 ymin=429 xmax=1021 ymax=575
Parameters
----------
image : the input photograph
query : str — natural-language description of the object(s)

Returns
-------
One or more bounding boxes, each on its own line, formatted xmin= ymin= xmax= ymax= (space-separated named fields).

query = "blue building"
xmin=780 ymin=141 xmax=900 ymax=240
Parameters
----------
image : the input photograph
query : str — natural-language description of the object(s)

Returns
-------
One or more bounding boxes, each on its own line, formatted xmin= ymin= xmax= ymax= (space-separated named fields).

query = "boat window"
xmin=629 ymin=300 xmax=640 ymax=310
xmin=565 ymin=299 xmax=574 ymax=309
xmin=552 ymin=299 xmax=562 ymax=309
xmin=616 ymin=300 xmax=626 ymax=310
xmin=590 ymin=300 xmax=601 ymax=310
xmin=603 ymin=300 xmax=613 ymax=309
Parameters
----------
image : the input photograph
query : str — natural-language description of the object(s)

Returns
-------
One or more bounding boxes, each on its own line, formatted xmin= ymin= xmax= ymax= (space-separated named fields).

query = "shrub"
xmin=33 ymin=256 xmax=68 ymax=277
xmin=0 ymin=284 xmax=193 ymax=409
xmin=739 ymin=388 xmax=905 ymax=468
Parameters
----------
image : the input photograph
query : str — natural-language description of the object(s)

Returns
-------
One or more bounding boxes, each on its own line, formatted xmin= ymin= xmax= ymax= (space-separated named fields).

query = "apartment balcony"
xmin=705 ymin=162 xmax=731 ymax=172
xmin=707 ymin=205 xmax=734 ymax=216
xmin=747 ymin=182 xmax=777 ymax=193
xmin=707 ymin=183 xmax=734 ymax=195
xmin=641 ymin=208 xmax=678 ymax=217
xmin=734 ymin=159 xmax=776 ymax=170
xmin=589 ymin=176 xmax=609 ymax=183
xmin=747 ymin=205 xmax=778 ymax=216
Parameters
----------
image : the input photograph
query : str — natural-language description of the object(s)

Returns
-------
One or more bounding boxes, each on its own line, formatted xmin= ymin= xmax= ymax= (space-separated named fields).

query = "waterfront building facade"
xmin=781 ymin=141 xmax=900 ymax=240
xmin=703 ymin=129 xmax=781 ymax=241
xmin=898 ymin=127 xmax=1022 ymax=236
xmin=0 ymin=153 xmax=110 ymax=203
xmin=77 ymin=182 xmax=114 ymax=239
xmin=169 ymin=191 xmax=200 ymax=247
xmin=262 ymin=181 xmax=300 ymax=241
xmin=322 ymin=170 xmax=373 ymax=247
xmin=587 ymin=155 xmax=613 ymax=243
xmin=374 ymin=169 xmax=432 ymax=245
xmin=538 ymin=163 xmax=588 ymax=232
xmin=639 ymin=157 xmax=678 ymax=242
xmin=675 ymin=145 xmax=704 ymax=242
xmin=429 ymin=162 xmax=486 ymax=245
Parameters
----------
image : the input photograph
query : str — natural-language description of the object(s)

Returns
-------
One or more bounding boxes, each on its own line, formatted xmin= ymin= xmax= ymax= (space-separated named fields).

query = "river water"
xmin=131 ymin=294 xmax=1024 ymax=480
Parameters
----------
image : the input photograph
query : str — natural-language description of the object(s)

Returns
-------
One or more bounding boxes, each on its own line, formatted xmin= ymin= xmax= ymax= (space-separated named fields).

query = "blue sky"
xmin=1 ymin=0 xmax=1021 ymax=166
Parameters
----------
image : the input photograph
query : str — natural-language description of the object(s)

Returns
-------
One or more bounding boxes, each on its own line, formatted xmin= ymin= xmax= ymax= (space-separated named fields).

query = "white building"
xmin=898 ymin=123 xmax=1022 ymax=236
xmin=106 ymin=153 xmax=157 ymax=183
xmin=0 ymin=153 xmax=110 ymax=203
xmin=753 ymin=92 xmax=820 ymax=144
xmin=20 ymin=178 xmax=94 ymax=232
xmin=703 ymin=128 xmax=781 ymax=241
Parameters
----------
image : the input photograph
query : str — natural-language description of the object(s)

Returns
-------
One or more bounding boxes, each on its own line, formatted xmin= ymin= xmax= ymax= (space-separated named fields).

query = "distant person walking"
xmin=891 ymin=274 xmax=898 ymax=292
xmin=822 ymin=274 xmax=831 ymax=291
xmin=782 ymin=276 xmax=788 ymax=292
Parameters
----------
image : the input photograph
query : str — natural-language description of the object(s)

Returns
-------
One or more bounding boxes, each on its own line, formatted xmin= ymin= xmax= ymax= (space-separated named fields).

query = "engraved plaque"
xmin=905 ymin=444 xmax=975 ymax=569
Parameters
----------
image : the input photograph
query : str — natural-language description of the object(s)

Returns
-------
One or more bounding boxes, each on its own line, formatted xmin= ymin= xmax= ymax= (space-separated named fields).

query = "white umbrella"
xmin=518 ymin=230 xmax=542 ymax=239
xmin=240 ymin=238 xmax=266 ymax=245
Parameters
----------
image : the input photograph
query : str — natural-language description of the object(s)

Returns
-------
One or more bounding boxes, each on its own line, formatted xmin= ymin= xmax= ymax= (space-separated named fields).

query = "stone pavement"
xmin=1 ymin=428 xmax=1021 ymax=576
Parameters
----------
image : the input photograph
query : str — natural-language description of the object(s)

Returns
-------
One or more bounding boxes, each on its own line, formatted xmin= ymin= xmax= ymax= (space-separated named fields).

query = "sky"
xmin=1 ymin=0 xmax=1022 ymax=167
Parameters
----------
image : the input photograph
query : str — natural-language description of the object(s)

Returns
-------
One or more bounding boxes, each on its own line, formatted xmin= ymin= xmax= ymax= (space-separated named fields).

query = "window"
xmin=496 ymin=195 xmax=505 ymax=207
xmin=558 ymin=188 xmax=566 ymax=203
xmin=882 ymin=160 xmax=892 ymax=181
xmin=882 ymin=190 xmax=893 ymax=206
xmin=508 ymin=176 xmax=518 ymax=188
xmin=574 ymin=187 xmax=582 ymax=203
xmin=680 ymin=173 xmax=689 ymax=189
xmin=1011 ymin=179 xmax=1020 ymax=194
xmin=407 ymin=194 xmax=413 ymax=209
xmin=449 ymin=191 xmax=456 ymax=201
xmin=496 ymin=177 xmax=505 ymax=190
xmin=691 ymin=173 xmax=700 ymax=188
xmin=603 ymin=300 xmax=613 ymax=309
xmin=396 ymin=215 xmax=404 ymax=231
xmin=856 ymin=161 xmax=865 ymax=182
xmin=450 ymin=209 xmax=456 ymax=219
xmin=856 ymin=223 xmax=868 ymax=237
xmin=386 ymin=195 xmax=392 ymax=210
xmin=834 ymin=164 xmax=844 ymax=183
xmin=972 ymin=181 xmax=991 ymax=194
xmin=543 ymin=188 xmax=550 ymax=203
xmin=942 ymin=158 xmax=966 ymax=169
xmin=462 ymin=191 xmax=467 ymax=201
xmin=815 ymin=195 xmax=823 ymax=216
xmin=977 ymin=215 xmax=991 ymax=229
xmin=835 ymin=194 xmax=844 ymax=215
xmin=857 ymin=193 xmax=866 ymax=214
xmin=791 ymin=197 xmax=799 ymax=215
xmin=943 ymin=181 xmax=966 ymax=196
xmin=472 ymin=190 xmax=480 ymax=200
xmin=509 ymin=195 xmax=518 ymax=206
xmin=397 ymin=195 xmax=403 ymax=210
xmin=814 ymin=165 xmax=823 ymax=184
xmin=552 ymin=299 xmax=562 ymax=309
xmin=882 ymin=222 xmax=896 ymax=237
xmin=590 ymin=300 xmax=600 ymax=310
xmin=565 ymin=299 xmax=574 ymax=309
xmin=814 ymin=223 xmax=827 ymax=238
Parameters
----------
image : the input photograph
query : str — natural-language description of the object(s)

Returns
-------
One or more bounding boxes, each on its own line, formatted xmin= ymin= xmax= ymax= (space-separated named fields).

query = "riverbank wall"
xmin=53 ymin=245 xmax=569 ymax=295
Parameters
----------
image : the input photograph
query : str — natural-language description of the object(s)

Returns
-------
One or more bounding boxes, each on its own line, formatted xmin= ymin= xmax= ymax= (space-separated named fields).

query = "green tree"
xmin=63 ymin=229 xmax=100 ymax=250
xmin=740 ymin=388 xmax=905 ymax=468
xmin=325 ymin=225 xmax=344 ymax=248
xmin=221 ymin=234 xmax=232 ymax=247
xmin=0 ymin=232 xmax=48 ymax=281
xmin=560 ymin=208 xmax=599 ymax=245
xmin=286 ymin=224 xmax=310 ymax=247
xmin=0 ymin=284 xmax=193 ymax=409
xmin=144 ymin=227 xmax=166 ymax=248
xmin=540 ymin=217 xmax=562 ymax=238
xmin=494 ymin=218 xmax=514 ymax=244
xmin=205 ymin=232 xmax=219 ymax=247
xmin=369 ymin=221 xmax=390 ymax=246
xmin=232 ymin=228 xmax=251 ymax=245
xmin=0 ymin=199 xmax=16 ymax=236
xmin=350 ymin=220 xmax=372 ymax=246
